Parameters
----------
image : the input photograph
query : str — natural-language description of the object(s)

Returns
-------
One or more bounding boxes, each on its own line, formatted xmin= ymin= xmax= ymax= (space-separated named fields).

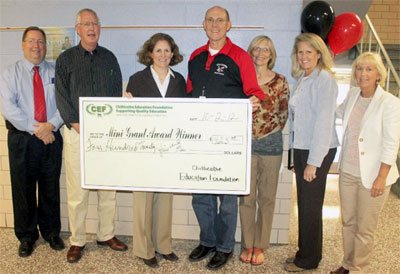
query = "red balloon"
xmin=327 ymin=12 xmax=363 ymax=56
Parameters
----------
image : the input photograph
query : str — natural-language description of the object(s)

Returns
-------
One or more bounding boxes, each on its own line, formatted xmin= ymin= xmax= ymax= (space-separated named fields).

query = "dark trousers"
xmin=7 ymin=128 xmax=63 ymax=243
xmin=293 ymin=148 xmax=336 ymax=269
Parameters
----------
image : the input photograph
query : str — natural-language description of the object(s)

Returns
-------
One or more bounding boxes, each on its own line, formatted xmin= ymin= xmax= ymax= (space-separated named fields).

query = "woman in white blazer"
xmin=332 ymin=52 xmax=400 ymax=274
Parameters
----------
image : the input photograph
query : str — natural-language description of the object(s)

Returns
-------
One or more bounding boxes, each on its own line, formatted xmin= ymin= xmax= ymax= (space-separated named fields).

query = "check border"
xmin=79 ymin=97 xmax=252 ymax=194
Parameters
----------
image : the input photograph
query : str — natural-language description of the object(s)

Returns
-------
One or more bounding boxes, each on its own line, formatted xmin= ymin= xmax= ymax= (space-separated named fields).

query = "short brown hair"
xmin=137 ymin=33 xmax=183 ymax=66
xmin=22 ymin=26 xmax=46 ymax=43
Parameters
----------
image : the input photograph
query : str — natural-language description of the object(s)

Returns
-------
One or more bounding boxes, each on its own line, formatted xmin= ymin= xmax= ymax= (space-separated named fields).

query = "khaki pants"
xmin=339 ymin=172 xmax=390 ymax=274
xmin=239 ymin=154 xmax=282 ymax=249
xmin=133 ymin=192 xmax=173 ymax=259
xmin=64 ymin=126 xmax=116 ymax=246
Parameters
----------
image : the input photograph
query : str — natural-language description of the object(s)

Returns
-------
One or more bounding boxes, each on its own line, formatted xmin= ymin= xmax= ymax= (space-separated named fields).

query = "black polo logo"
xmin=215 ymin=63 xmax=228 ymax=76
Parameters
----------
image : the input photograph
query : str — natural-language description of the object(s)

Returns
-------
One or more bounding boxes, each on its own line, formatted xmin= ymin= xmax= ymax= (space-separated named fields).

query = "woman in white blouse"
xmin=331 ymin=52 xmax=400 ymax=274
xmin=125 ymin=33 xmax=186 ymax=268
xmin=285 ymin=33 xmax=339 ymax=272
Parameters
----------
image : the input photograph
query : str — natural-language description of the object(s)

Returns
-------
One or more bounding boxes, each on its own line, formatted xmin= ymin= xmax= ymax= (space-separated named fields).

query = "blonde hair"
xmin=247 ymin=35 xmax=276 ymax=70
xmin=291 ymin=33 xmax=334 ymax=78
xmin=351 ymin=52 xmax=387 ymax=87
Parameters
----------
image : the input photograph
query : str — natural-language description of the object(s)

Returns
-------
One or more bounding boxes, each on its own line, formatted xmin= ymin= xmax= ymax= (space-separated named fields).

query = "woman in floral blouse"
xmin=239 ymin=35 xmax=289 ymax=265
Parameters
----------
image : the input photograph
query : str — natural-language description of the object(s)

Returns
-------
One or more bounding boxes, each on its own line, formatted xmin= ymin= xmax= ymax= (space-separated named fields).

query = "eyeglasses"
xmin=253 ymin=47 xmax=270 ymax=53
xmin=78 ymin=21 xmax=99 ymax=28
xmin=205 ymin=18 xmax=227 ymax=25
xmin=24 ymin=39 xmax=46 ymax=46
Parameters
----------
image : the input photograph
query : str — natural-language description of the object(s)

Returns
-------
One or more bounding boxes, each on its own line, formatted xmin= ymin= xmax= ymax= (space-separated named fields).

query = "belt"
xmin=5 ymin=120 xmax=26 ymax=133
xmin=6 ymin=120 xmax=60 ymax=137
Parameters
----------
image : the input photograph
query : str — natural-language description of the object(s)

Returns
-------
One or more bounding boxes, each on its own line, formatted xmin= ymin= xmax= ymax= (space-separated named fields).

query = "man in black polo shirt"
xmin=55 ymin=8 xmax=127 ymax=263
xmin=187 ymin=5 xmax=264 ymax=271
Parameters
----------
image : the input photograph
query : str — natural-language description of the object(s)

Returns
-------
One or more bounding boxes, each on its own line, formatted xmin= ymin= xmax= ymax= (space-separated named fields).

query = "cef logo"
xmin=86 ymin=104 xmax=113 ymax=117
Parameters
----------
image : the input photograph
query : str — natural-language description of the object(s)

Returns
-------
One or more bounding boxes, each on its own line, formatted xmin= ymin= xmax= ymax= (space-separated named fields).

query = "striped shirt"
xmin=55 ymin=42 xmax=122 ymax=128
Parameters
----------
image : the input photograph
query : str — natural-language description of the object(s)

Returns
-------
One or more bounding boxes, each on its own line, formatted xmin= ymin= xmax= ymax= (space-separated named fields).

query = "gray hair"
xmin=75 ymin=8 xmax=100 ymax=26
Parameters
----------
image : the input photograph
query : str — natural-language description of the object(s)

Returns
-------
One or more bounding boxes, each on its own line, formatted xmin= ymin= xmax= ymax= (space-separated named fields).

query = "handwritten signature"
xmin=85 ymin=138 xmax=185 ymax=156
xmin=189 ymin=112 xmax=240 ymax=122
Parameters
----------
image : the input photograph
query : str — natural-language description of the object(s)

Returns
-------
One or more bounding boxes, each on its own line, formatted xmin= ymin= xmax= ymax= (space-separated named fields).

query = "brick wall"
xmin=0 ymin=118 xmax=294 ymax=244
xmin=363 ymin=0 xmax=400 ymax=44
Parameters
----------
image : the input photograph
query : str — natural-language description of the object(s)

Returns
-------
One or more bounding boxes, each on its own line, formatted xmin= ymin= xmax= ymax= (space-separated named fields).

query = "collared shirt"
xmin=55 ymin=42 xmax=122 ymax=128
xmin=187 ymin=37 xmax=264 ymax=100
xmin=288 ymin=68 xmax=340 ymax=167
xmin=0 ymin=58 xmax=63 ymax=134
xmin=150 ymin=65 xmax=175 ymax=98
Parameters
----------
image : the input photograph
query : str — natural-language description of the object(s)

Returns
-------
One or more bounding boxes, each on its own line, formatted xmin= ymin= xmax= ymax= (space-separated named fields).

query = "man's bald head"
xmin=205 ymin=6 xmax=230 ymax=21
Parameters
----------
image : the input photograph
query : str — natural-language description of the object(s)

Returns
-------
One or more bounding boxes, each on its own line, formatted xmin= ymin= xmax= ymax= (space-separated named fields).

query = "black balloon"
xmin=301 ymin=1 xmax=335 ymax=40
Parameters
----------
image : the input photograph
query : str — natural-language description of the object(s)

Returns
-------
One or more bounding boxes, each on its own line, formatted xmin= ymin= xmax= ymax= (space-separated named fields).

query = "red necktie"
xmin=33 ymin=66 xmax=47 ymax=122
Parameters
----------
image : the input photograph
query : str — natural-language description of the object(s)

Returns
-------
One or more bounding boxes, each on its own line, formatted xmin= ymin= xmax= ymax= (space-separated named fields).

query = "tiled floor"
xmin=1 ymin=175 xmax=399 ymax=273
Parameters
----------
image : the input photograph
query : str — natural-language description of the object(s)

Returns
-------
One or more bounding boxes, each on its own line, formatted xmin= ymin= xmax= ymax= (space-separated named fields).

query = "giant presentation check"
xmin=80 ymin=97 xmax=252 ymax=194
